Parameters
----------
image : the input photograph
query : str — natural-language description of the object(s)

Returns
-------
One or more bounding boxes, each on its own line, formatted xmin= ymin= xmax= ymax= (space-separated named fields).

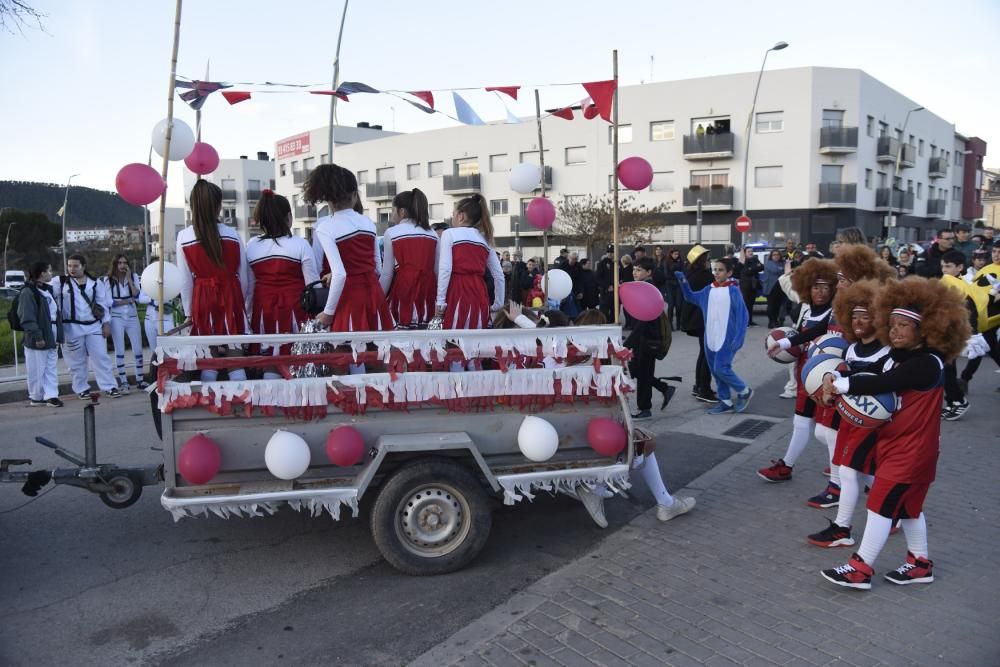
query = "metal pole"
xmin=2 ymin=222 xmax=16 ymax=283
xmin=328 ymin=0 xmax=350 ymax=160
xmin=696 ymin=200 xmax=703 ymax=244
xmin=157 ymin=0 xmax=183 ymax=336
xmin=612 ymin=50 xmax=620 ymax=324
xmin=143 ymin=206 xmax=150 ymax=266
xmin=60 ymin=174 xmax=77 ymax=271
xmin=534 ymin=89 xmax=549 ymax=302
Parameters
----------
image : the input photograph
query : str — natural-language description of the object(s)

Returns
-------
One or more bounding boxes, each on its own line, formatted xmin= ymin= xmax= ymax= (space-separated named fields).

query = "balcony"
xmin=365 ymin=181 xmax=397 ymax=201
xmin=292 ymin=169 xmax=311 ymax=186
xmin=682 ymin=132 xmax=735 ymax=160
xmin=899 ymin=143 xmax=916 ymax=168
xmin=442 ymin=173 xmax=481 ymax=194
xmin=818 ymin=183 xmax=857 ymax=208
xmin=682 ymin=185 xmax=733 ymax=210
xmin=246 ymin=189 xmax=262 ymax=201
xmin=533 ymin=166 xmax=554 ymax=191
xmin=874 ymin=188 xmax=914 ymax=213
xmin=221 ymin=189 xmax=238 ymax=201
xmin=876 ymin=136 xmax=899 ymax=164
xmin=928 ymin=157 xmax=948 ymax=179
xmin=819 ymin=126 xmax=858 ymax=154
xmin=927 ymin=198 xmax=947 ymax=218
xmin=294 ymin=204 xmax=317 ymax=219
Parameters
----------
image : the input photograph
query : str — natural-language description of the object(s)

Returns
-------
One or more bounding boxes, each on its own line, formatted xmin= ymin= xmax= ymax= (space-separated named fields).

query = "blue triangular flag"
xmin=453 ymin=91 xmax=485 ymax=125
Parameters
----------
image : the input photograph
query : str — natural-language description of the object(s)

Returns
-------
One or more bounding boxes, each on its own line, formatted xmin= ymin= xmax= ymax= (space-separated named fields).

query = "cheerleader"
xmin=380 ymin=188 xmax=437 ymax=328
xmin=246 ymin=190 xmax=319 ymax=377
xmin=819 ymin=278 xmax=969 ymax=589
xmin=307 ymin=164 xmax=392 ymax=333
xmin=176 ymin=179 xmax=250 ymax=382
xmin=103 ymin=254 xmax=146 ymax=391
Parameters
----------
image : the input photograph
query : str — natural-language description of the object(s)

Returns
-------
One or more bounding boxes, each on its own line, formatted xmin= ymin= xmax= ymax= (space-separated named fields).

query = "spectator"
xmin=561 ymin=251 xmax=582 ymax=318
xmin=897 ymin=246 xmax=915 ymax=273
xmin=619 ymin=254 xmax=634 ymax=284
xmin=763 ymin=249 xmax=788 ymax=328
xmin=953 ymin=223 xmax=976 ymax=265
xmin=915 ymin=228 xmax=955 ymax=278
xmin=783 ymin=238 xmax=803 ymax=266
xmin=695 ymin=123 xmax=705 ymax=138
xmin=984 ymin=227 xmax=995 ymax=243
xmin=705 ymin=123 xmax=716 ymax=135
xmin=878 ymin=245 xmax=897 ymax=266
xmin=509 ymin=251 xmax=532 ymax=304
xmin=664 ymin=248 xmax=686 ymax=330
xmin=554 ymin=248 xmax=569 ymax=270
xmin=633 ymin=246 xmax=646 ymax=262
xmin=803 ymin=242 xmax=825 ymax=259
xmin=595 ymin=245 xmax=615 ymax=321
xmin=18 ymin=261 xmax=63 ymax=407
xmin=578 ymin=258 xmax=599 ymax=310
xmin=739 ymin=247 xmax=764 ymax=326
xmin=680 ymin=245 xmax=717 ymax=403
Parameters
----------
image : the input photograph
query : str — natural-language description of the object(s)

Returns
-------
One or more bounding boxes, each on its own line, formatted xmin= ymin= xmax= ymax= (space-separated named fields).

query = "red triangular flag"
xmin=408 ymin=90 xmax=435 ymax=108
xmin=551 ymin=106 xmax=574 ymax=120
xmin=221 ymin=91 xmax=251 ymax=105
xmin=310 ymin=90 xmax=350 ymax=101
xmin=582 ymin=80 xmax=616 ymax=122
xmin=486 ymin=86 xmax=520 ymax=100
xmin=581 ymin=99 xmax=599 ymax=120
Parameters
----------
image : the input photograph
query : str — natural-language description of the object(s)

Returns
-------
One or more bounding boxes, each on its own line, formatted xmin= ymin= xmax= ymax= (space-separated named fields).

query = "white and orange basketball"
xmin=800 ymin=353 xmax=848 ymax=400
xmin=765 ymin=327 xmax=801 ymax=364
xmin=835 ymin=373 xmax=896 ymax=428
xmin=808 ymin=333 xmax=850 ymax=359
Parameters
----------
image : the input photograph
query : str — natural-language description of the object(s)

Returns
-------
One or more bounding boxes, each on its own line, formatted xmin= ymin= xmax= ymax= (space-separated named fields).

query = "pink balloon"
xmin=177 ymin=433 xmax=222 ymax=485
xmin=620 ymin=280 xmax=664 ymax=321
xmin=325 ymin=426 xmax=365 ymax=467
xmin=115 ymin=163 xmax=165 ymax=206
xmin=525 ymin=196 xmax=556 ymax=230
xmin=184 ymin=141 xmax=220 ymax=175
xmin=587 ymin=417 xmax=627 ymax=457
xmin=617 ymin=156 xmax=654 ymax=191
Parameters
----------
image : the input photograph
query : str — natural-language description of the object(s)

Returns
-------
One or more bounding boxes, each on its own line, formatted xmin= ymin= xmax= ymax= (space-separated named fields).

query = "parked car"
xmin=4 ymin=270 xmax=26 ymax=288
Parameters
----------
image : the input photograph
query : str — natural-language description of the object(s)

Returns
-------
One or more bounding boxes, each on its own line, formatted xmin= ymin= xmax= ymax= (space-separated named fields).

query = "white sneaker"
xmin=656 ymin=496 xmax=696 ymax=522
xmin=779 ymin=389 xmax=797 ymax=399
xmin=577 ymin=486 xmax=608 ymax=528
xmin=119 ymin=381 xmax=131 ymax=394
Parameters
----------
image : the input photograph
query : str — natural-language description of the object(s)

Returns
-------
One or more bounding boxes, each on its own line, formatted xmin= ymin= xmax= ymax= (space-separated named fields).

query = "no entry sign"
xmin=735 ymin=215 xmax=752 ymax=233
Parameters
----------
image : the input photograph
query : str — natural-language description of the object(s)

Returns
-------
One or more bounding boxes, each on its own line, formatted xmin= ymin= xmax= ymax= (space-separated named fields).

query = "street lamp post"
xmin=2 ymin=221 xmax=18 ymax=282
xmin=741 ymin=41 xmax=788 ymax=246
xmin=883 ymin=106 xmax=924 ymax=242
xmin=60 ymin=173 xmax=79 ymax=271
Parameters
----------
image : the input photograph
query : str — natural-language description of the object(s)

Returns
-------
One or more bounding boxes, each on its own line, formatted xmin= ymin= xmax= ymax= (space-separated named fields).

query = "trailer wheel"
xmin=370 ymin=458 xmax=492 ymax=575
xmin=99 ymin=473 xmax=143 ymax=509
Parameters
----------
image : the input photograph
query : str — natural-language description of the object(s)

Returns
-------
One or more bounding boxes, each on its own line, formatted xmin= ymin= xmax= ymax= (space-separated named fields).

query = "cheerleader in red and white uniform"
xmin=380 ymin=188 xmax=437 ymax=328
xmin=176 ymin=179 xmax=250 ymax=382
xmin=436 ymin=194 xmax=504 ymax=329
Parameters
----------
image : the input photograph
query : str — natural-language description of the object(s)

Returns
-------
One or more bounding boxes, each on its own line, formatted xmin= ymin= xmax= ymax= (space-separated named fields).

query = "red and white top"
xmin=436 ymin=227 xmax=504 ymax=329
xmin=176 ymin=223 xmax=249 ymax=336
xmin=312 ymin=209 xmax=392 ymax=331
xmin=380 ymin=220 xmax=438 ymax=327
xmin=246 ymin=234 xmax=320 ymax=334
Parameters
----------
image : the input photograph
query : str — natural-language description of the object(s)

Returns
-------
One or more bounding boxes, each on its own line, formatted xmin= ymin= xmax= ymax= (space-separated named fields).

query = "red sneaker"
xmin=821 ymin=553 xmax=874 ymax=590
xmin=757 ymin=458 xmax=792 ymax=483
xmin=884 ymin=551 xmax=934 ymax=585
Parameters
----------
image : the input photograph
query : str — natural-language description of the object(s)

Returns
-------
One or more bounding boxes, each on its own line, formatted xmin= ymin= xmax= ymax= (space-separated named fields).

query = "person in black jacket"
xmin=680 ymin=245 xmax=717 ymax=403
xmin=914 ymin=228 xmax=955 ymax=278
xmin=664 ymin=248 xmax=686 ymax=330
xmin=595 ymin=245 xmax=615 ymax=321
xmin=17 ymin=261 xmax=64 ymax=407
xmin=625 ymin=257 xmax=674 ymax=419
xmin=739 ymin=247 xmax=764 ymax=326
xmin=578 ymin=258 xmax=599 ymax=310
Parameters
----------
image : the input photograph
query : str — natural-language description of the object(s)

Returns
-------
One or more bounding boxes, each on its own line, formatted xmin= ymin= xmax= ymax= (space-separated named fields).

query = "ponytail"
xmin=253 ymin=189 xmax=292 ymax=241
xmin=190 ymin=179 xmax=224 ymax=266
xmin=456 ymin=193 xmax=494 ymax=245
xmin=391 ymin=187 xmax=430 ymax=229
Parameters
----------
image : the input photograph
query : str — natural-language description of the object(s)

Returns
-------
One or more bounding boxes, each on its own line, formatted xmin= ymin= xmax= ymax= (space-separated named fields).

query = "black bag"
xmin=651 ymin=313 xmax=673 ymax=360
xmin=300 ymin=280 xmax=329 ymax=316
xmin=7 ymin=287 xmax=40 ymax=332
xmin=78 ymin=282 xmax=105 ymax=321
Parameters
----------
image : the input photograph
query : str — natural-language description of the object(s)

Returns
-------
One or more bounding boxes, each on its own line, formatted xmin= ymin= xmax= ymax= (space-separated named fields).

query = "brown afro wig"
xmin=790 ymin=258 xmax=839 ymax=304
xmin=873 ymin=277 xmax=971 ymax=363
xmin=833 ymin=279 xmax=884 ymax=343
xmin=834 ymin=245 xmax=895 ymax=284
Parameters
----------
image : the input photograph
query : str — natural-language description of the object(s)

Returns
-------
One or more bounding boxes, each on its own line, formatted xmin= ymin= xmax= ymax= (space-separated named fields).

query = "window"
xmin=650 ymin=171 xmax=674 ymax=192
xmin=427 ymin=161 xmax=443 ymax=177
xmin=955 ymin=151 xmax=964 ymax=166
xmin=690 ymin=170 xmax=729 ymax=189
xmin=878 ymin=171 xmax=888 ymax=188
xmin=894 ymin=128 xmax=903 ymax=142
xmin=906 ymin=179 xmax=913 ymax=193
xmin=291 ymin=160 xmax=298 ymax=172
xmin=756 ymin=166 xmax=784 ymax=187
xmin=222 ymin=208 xmax=237 ymax=225
xmin=756 ymin=111 xmax=784 ymax=133
xmin=247 ymin=179 xmax=260 ymax=197
xmin=303 ymin=157 xmax=315 ymax=171
xmin=866 ymin=115 xmax=875 ymax=137
xmin=865 ymin=169 xmax=873 ymax=189
xmin=563 ymin=194 xmax=587 ymax=206
xmin=686 ymin=225 xmax=731 ymax=243
xmin=608 ymin=124 xmax=632 ymax=144
xmin=429 ymin=203 xmax=444 ymax=219
xmin=565 ymin=146 xmax=587 ymax=165
xmin=650 ymin=121 xmax=675 ymax=141
xmin=376 ymin=166 xmax=395 ymax=182
xmin=490 ymin=199 xmax=509 ymax=216
xmin=357 ymin=170 xmax=368 ymax=184
xmin=221 ymin=178 xmax=235 ymax=193
xmin=321 ymin=153 xmax=329 ymax=164
xmin=930 ymin=144 xmax=937 ymax=157
xmin=953 ymin=186 xmax=961 ymax=201
xmin=918 ymin=140 xmax=924 ymax=156
xmin=279 ymin=163 xmax=287 ymax=177
xmin=454 ymin=157 xmax=479 ymax=176
xmin=489 ymin=154 xmax=509 ymax=172
xmin=519 ymin=150 xmax=550 ymax=164
xmin=878 ymin=121 xmax=888 ymax=138
xmin=917 ymin=182 xmax=923 ymax=199
xmin=407 ymin=163 xmax=420 ymax=179
xmin=821 ymin=109 xmax=844 ymax=128
xmin=520 ymin=198 xmax=534 ymax=218
xmin=908 ymin=134 xmax=915 ymax=147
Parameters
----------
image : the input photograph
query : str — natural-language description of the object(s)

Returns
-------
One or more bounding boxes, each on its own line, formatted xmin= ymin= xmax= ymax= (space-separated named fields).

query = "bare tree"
xmin=0 ymin=0 xmax=46 ymax=34
xmin=556 ymin=194 xmax=671 ymax=258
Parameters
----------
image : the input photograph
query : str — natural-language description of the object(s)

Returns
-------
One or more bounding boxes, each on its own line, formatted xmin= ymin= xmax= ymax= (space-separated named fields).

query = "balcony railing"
xmin=294 ymin=204 xmax=317 ymax=219
xmin=875 ymin=188 xmax=914 ymax=212
xmin=899 ymin=143 xmax=916 ymax=168
xmin=442 ymin=173 xmax=482 ymax=194
xmin=819 ymin=126 xmax=858 ymax=153
xmin=818 ymin=183 xmax=857 ymax=207
xmin=682 ymin=132 xmax=735 ymax=159
xmin=876 ymin=136 xmax=899 ymax=164
xmin=533 ymin=166 xmax=554 ymax=191
xmin=246 ymin=189 xmax=262 ymax=201
xmin=292 ymin=169 xmax=311 ymax=185
xmin=365 ymin=181 xmax=398 ymax=201
xmin=927 ymin=198 xmax=947 ymax=217
xmin=220 ymin=189 xmax=238 ymax=201
xmin=682 ymin=185 xmax=734 ymax=209
xmin=928 ymin=157 xmax=948 ymax=179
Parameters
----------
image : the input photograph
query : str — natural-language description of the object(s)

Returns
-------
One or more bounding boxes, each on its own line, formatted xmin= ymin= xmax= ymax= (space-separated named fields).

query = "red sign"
xmin=276 ymin=132 xmax=311 ymax=160
xmin=735 ymin=215 xmax=752 ymax=233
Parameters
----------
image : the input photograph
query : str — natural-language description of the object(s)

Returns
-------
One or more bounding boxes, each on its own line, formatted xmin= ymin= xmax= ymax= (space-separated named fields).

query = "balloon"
xmin=325 ymin=426 xmax=365 ymax=467
xmin=508 ymin=162 xmax=542 ymax=194
xmin=587 ymin=417 xmax=627 ymax=457
xmin=517 ymin=415 xmax=559 ymax=462
xmin=184 ymin=141 xmax=220 ymax=175
xmin=140 ymin=261 xmax=183 ymax=303
xmin=617 ymin=156 xmax=654 ymax=191
xmin=546 ymin=268 xmax=572 ymax=301
xmin=177 ymin=433 xmax=221 ymax=485
xmin=151 ymin=117 xmax=196 ymax=161
xmin=265 ymin=430 xmax=311 ymax=480
xmin=619 ymin=280 xmax=664 ymax=322
xmin=525 ymin=197 xmax=556 ymax=230
xmin=115 ymin=163 xmax=165 ymax=206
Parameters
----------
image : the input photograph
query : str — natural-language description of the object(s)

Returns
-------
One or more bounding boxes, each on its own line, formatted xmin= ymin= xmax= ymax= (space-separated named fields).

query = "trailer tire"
xmin=99 ymin=472 xmax=143 ymax=509
xmin=370 ymin=458 xmax=491 ymax=576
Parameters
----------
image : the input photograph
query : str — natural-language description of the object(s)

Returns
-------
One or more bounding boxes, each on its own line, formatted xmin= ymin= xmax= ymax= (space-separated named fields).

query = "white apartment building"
xmin=181 ymin=152 xmax=277 ymax=244
xmin=274 ymin=67 xmax=987 ymax=258
xmin=66 ymin=228 xmax=111 ymax=242
xmin=150 ymin=207 xmax=185 ymax=261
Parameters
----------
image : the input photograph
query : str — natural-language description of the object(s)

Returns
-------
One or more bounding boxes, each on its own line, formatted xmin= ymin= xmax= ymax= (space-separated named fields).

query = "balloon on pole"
xmin=115 ymin=163 xmax=166 ymax=206
xmin=617 ymin=156 xmax=654 ymax=191
xmin=508 ymin=162 xmax=542 ymax=194
xmin=546 ymin=268 xmax=573 ymax=301
xmin=184 ymin=142 xmax=220 ymax=175
xmin=151 ymin=118 xmax=196 ymax=161
xmin=525 ymin=196 xmax=556 ymax=230
xmin=140 ymin=261 xmax=183 ymax=302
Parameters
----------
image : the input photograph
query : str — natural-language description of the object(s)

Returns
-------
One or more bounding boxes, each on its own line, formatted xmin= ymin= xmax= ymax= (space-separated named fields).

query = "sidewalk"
xmin=0 ymin=346 xmax=154 ymax=404
xmin=413 ymin=342 xmax=1000 ymax=666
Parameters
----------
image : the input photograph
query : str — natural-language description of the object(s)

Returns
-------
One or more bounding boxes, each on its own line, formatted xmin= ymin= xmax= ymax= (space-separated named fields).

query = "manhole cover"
xmin=722 ymin=419 xmax=774 ymax=439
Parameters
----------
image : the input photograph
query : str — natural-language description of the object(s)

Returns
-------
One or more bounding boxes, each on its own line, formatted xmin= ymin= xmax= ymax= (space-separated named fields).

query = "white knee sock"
xmin=856 ymin=511 xmax=893 ymax=565
xmin=834 ymin=466 xmax=861 ymax=528
xmin=783 ymin=415 xmax=814 ymax=467
xmin=200 ymin=369 xmax=218 ymax=383
xmin=228 ymin=368 xmax=247 ymax=381
xmin=822 ymin=426 xmax=841 ymax=486
xmin=640 ymin=453 xmax=675 ymax=507
xmin=349 ymin=363 xmax=366 ymax=375
xmin=900 ymin=513 xmax=929 ymax=559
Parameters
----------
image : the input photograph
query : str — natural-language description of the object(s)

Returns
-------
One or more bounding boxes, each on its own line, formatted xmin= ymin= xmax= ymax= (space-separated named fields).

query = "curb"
xmin=0 ymin=380 xmax=77 ymax=405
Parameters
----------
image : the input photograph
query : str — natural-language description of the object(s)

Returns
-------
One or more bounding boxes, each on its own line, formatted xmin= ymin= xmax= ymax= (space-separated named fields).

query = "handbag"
xmin=76 ymin=280 xmax=105 ymax=321
xmin=300 ymin=280 xmax=329 ymax=316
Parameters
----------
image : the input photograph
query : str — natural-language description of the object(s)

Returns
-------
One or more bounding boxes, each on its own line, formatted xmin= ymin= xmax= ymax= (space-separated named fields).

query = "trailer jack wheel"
xmin=99 ymin=473 xmax=143 ymax=509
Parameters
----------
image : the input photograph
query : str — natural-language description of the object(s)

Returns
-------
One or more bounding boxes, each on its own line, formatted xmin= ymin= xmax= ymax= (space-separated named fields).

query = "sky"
xmin=1 ymin=0 xmax=998 ymax=208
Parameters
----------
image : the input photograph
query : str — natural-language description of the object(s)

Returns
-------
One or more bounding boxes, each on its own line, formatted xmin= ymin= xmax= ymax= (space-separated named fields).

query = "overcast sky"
xmin=1 ymin=0 xmax=997 ymax=206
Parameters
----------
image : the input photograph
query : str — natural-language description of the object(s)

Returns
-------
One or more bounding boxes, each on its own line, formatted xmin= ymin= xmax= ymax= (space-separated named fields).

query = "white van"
xmin=3 ymin=270 xmax=25 ymax=288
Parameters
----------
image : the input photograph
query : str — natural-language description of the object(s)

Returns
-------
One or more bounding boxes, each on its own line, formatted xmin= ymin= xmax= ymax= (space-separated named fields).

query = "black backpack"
xmin=7 ymin=287 xmax=41 ymax=332
xmin=650 ymin=312 xmax=673 ymax=360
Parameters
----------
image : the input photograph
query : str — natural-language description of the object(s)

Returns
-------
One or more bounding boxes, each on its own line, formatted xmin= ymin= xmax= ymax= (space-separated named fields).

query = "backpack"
xmin=7 ymin=286 xmax=41 ymax=332
xmin=650 ymin=312 xmax=673 ymax=360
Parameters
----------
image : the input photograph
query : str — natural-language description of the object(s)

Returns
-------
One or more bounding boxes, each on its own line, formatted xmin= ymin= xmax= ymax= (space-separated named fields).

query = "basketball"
xmin=835 ymin=373 xmax=896 ymax=428
xmin=808 ymin=333 xmax=850 ymax=359
xmin=765 ymin=327 xmax=801 ymax=364
xmin=800 ymin=353 xmax=848 ymax=400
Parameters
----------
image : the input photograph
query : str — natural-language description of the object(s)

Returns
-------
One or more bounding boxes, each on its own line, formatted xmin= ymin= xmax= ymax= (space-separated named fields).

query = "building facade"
xmin=181 ymin=152 xmax=277 ymax=244
xmin=150 ymin=207 xmax=185 ymax=262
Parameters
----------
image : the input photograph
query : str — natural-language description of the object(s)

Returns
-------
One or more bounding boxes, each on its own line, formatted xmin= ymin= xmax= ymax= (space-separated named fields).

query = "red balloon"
xmin=587 ymin=417 xmax=627 ymax=457
xmin=184 ymin=141 xmax=220 ymax=176
xmin=619 ymin=280 xmax=664 ymax=322
xmin=115 ymin=163 xmax=165 ymax=206
xmin=617 ymin=156 xmax=654 ymax=191
xmin=325 ymin=426 xmax=365 ymax=467
xmin=525 ymin=196 xmax=556 ymax=230
xmin=177 ymin=433 xmax=221 ymax=485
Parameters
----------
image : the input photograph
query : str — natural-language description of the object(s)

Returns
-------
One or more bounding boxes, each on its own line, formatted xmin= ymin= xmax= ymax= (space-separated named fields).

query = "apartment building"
xmin=181 ymin=152 xmax=276 ymax=244
xmin=150 ymin=207 xmax=185 ymax=261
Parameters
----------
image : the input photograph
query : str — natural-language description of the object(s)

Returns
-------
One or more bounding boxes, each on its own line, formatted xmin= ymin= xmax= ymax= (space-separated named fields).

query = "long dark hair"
xmin=302 ymin=163 xmax=358 ymax=210
xmin=28 ymin=261 xmax=50 ymax=282
xmin=105 ymin=253 xmax=132 ymax=282
xmin=392 ymin=188 xmax=430 ymax=229
xmin=455 ymin=194 xmax=494 ymax=245
xmin=190 ymin=180 xmax=224 ymax=266
xmin=253 ymin=190 xmax=292 ymax=240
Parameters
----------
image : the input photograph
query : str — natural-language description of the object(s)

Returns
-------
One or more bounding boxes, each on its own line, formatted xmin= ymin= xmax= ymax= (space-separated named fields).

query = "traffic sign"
xmin=735 ymin=215 xmax=752 ymax=233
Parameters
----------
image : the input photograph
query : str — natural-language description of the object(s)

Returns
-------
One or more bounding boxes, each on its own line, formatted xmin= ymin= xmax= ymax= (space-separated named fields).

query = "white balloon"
xmin=265 ymin=431 xmax=312 ymax=480
xmin=140 ymin=261 xmax=184 ymax=303
xmin=517 ymin=416 xmax=559 ymax=462
xmin=546 ymin=268 xmax=572 ymax=301
xmin=508 ymin=162 xmax=541 ymax=194
xmin=151 ymin=118 xmax=196 ymax=161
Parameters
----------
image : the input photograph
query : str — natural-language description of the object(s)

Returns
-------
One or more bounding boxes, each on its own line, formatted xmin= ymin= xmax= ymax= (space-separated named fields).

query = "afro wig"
xmin=790 ymin=258 xmax=839 ymax=304
xmin=833 ymin=279 xmax=885 ymax=343
xmin=834 ymin=245 xmax=895 ymax=284
xmin=873 ymin=277 xmax=971 ymax=363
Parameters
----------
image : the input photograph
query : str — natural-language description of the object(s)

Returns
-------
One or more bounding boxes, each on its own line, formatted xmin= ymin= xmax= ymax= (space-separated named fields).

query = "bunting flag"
xmin=176 ymin=80 xmax=232 ymax=110
xmin=222 ymin=91 xmax=252 ymax=105
xmin=581 ymin=98 xmax=599 ymax=120
xmin=408 ymin=90 xmax=435 ymax=108
xmin=403 ymin=98 xmax=436 ymax=114
xmin=310 ymin=90 xmax=349 ymax=101
xmin=581 ymin=80 xmax=616 ymax=122
xmin=335 ymin=81 xmax=380 ymax=95
xmin=550 ymin=106 xmax=574 ymax=121
xmin=486 ymin=86 xmax=520 ymax=100
xmin=453 ymin=91 xmax=485 ymax=125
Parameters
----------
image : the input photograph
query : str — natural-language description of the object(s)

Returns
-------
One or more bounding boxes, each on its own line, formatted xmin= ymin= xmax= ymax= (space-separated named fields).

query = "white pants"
xmin=111 ymin=315 xmax=144 ymax=382
xmin=144 ymin=315 xmax=173 ymax=358
xmin=25 ymin=346 xmax=58 ymax=400
xmin=63 ymin=333 xmax=118 ymax=393
xmin=784 ymin=364 xmax=798 ymax=393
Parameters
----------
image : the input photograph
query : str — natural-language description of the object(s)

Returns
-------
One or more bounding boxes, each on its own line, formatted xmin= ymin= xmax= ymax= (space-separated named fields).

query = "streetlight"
xmin=2 ymin=221 xmax=18 ymax=283
xmin=883 ymin=106 xmax=924 ymax=241
xmin=60 ymin=173 xmax=79 ymax=271
xmin=741 ymin=41 xmax=788 ymax=246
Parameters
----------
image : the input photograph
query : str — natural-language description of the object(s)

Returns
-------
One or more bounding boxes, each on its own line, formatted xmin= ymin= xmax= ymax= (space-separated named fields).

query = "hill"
xmin=0 ymin=181 xmax=144 ymax=229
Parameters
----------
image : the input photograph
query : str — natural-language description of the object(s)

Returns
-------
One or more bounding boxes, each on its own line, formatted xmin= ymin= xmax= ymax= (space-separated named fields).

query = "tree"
xmin=0 ymin=0 xmax=46 ymax=34
xmin=556 ymin=194 xmax=671 ymax=259
xmin=0 ymin=208 xmax=61 ymax=271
